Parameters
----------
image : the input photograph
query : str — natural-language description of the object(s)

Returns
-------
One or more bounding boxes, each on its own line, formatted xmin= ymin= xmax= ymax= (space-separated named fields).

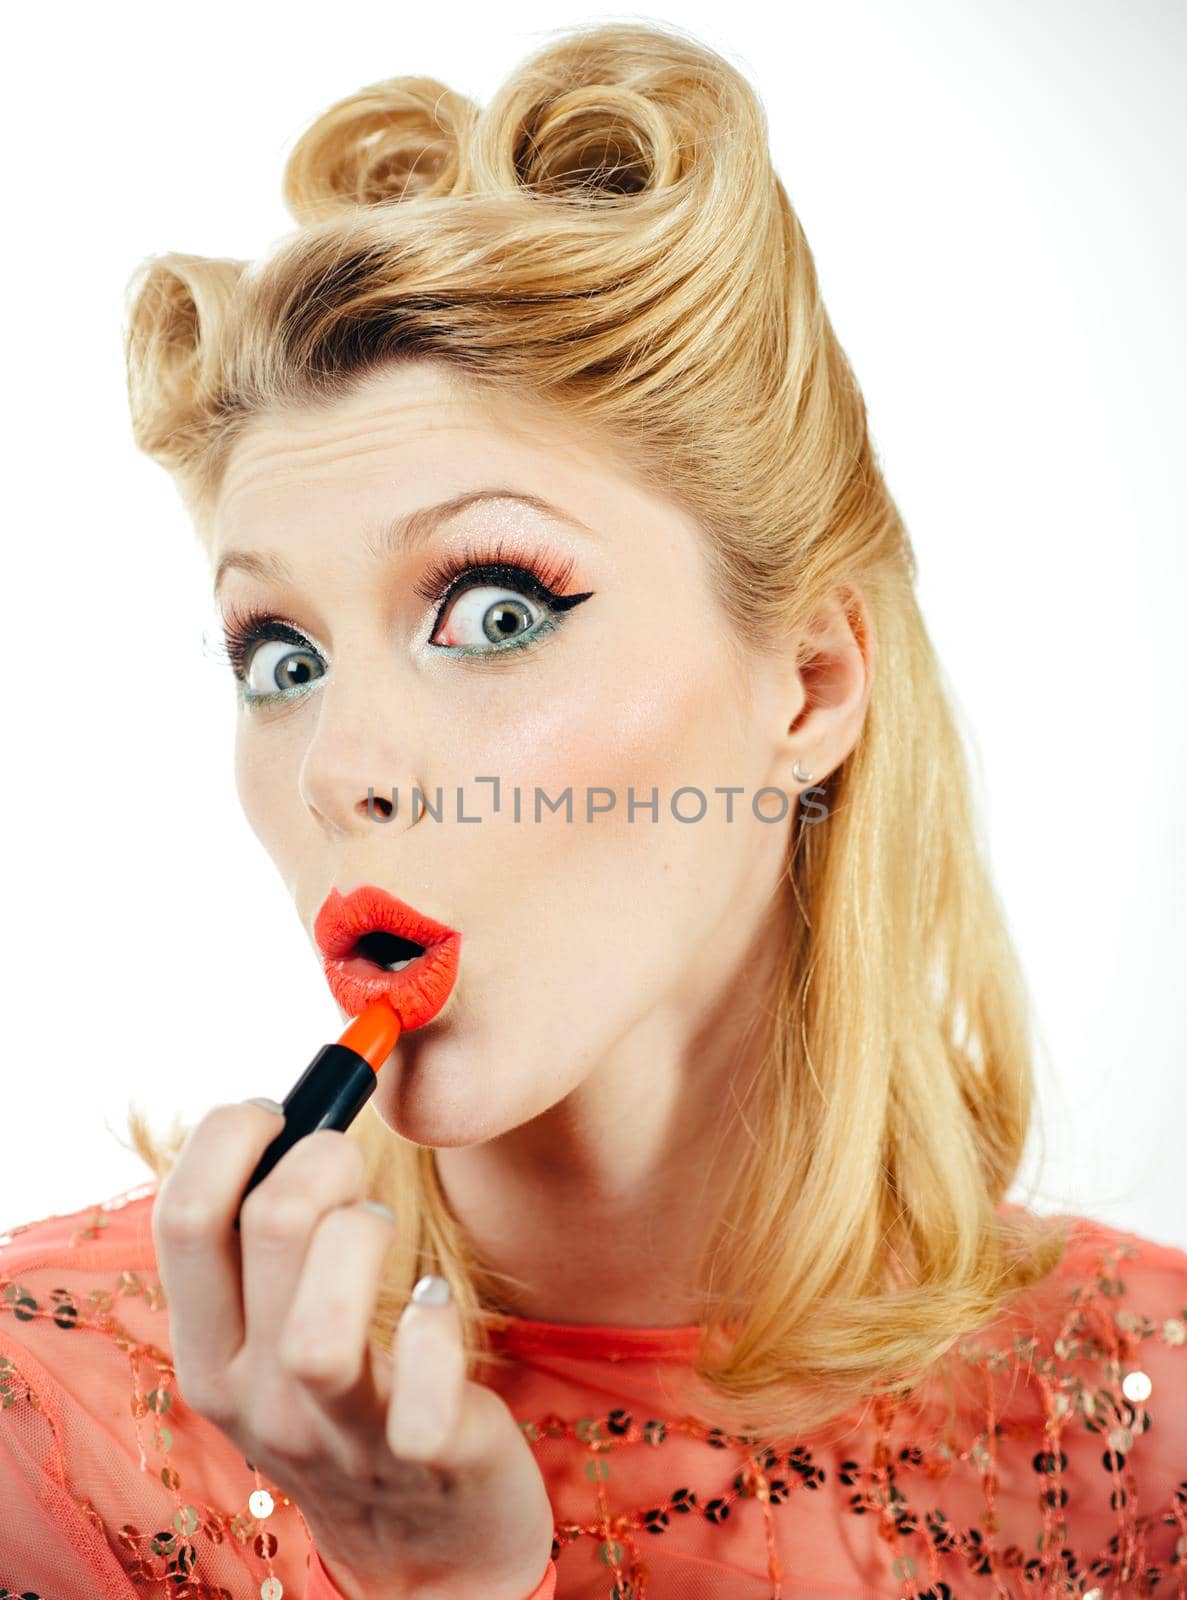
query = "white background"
xmin=3 ymin=1 xmax=1183 ymax=1248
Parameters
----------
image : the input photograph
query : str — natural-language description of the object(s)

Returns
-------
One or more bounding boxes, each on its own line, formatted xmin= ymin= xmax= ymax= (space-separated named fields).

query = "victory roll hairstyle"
xmin=122 ymin=19 xmax=1067 ymax=1438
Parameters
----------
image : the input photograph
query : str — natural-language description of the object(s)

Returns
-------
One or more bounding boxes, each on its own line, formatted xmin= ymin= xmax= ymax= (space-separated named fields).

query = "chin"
xmin=377 ymin=1034 xmax=569 ymax=1148
xmin=371 ymin=1054 xmax=516 ymax=1147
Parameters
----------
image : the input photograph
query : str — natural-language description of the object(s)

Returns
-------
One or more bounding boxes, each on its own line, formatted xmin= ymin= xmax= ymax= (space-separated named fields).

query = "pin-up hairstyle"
xmin=123 ymin=20 xmax=1067 ymax=1438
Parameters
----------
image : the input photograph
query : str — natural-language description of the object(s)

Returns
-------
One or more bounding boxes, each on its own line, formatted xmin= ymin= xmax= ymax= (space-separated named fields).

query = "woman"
xmin=1 ymin=20 xmax=1184 ymax=1600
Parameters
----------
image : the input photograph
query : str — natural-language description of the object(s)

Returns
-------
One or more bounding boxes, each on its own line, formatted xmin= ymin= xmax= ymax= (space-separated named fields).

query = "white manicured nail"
xmin=412 ymin=1275 xmax=451 ymax=1306
xmin=244 ymin=1097 xmax=285 ymax=1116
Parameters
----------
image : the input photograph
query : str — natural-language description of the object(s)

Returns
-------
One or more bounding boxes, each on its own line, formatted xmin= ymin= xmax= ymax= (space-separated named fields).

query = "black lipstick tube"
xmin=233 ymin=1042 xmax=381 ymax=1233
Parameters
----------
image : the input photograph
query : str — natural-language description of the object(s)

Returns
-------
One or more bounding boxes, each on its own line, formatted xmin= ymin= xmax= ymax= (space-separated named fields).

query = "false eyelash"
xmin=413 ymin=538 xmax=580 ymax=607
xmin=213 ymin=600 xmax=318 ymax=680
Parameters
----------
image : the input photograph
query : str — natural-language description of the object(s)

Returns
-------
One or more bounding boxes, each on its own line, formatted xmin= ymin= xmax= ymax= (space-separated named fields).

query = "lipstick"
xmin=315 ymin=884 xmax=461 ymax=1031
xmin=233 ymin=885 xmax=461 ymax=1233
xmin=233 ymin=997 xmax=402 ymax=1232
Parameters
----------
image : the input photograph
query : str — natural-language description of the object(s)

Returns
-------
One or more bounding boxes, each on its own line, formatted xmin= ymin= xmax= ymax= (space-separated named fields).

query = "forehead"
xmin=210 ymin=362 xmax=642 ymax=554
xmin=204 ymin=358 xmax=744 ymax=672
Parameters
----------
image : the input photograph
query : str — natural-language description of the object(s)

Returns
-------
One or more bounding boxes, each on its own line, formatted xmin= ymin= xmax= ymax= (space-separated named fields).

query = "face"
xmin=208 ymin=360 xmax=801 ymax=1148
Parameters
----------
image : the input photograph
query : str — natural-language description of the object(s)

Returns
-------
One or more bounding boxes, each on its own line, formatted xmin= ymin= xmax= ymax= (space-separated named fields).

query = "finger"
xmin=277 ymin=1200 xmax=398 ymax=1424
xmin=152 ymin=1100 xmax=293 ymax=1401
xmin=239 ymin=1127 xmax=368 ymax=1356
xmin=388 ymin=1277 xmax=464 ymax=1461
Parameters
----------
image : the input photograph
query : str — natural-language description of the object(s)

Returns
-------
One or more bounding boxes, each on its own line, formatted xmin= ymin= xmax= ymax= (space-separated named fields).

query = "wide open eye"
xmin=244 ymin=639 xmax=327 ymax=697
xmin=414 ymin=546 xmax=595 ymax=658
xmin=432 ymin=583 xmax=545 ymax=650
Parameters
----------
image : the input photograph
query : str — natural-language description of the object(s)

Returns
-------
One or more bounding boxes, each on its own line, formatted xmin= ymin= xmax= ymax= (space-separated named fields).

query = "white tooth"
xmin=384 ymin=957 xmax=415 ymax=973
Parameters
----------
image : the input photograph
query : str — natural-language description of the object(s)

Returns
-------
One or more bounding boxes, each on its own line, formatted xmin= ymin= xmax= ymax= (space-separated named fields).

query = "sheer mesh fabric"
xmin=2 ymin=1186 xmax=1185 ymax=1598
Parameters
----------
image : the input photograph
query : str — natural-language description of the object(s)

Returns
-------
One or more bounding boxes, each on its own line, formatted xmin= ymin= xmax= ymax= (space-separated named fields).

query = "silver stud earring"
xmin=792 ymin=759 xmax=815 ymax=784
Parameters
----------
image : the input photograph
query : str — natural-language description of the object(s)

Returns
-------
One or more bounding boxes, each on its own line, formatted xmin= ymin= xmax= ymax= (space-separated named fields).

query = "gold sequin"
xmin=3 ymin=1190 xmax=1187 ymax=1600
xmin=172 ymin=1505 xmax=200 ymax=1536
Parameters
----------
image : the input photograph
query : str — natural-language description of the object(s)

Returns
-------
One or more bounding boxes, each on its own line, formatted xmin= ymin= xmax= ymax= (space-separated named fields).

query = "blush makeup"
xmin=233 ymin=884 xmax=462 ymax=1232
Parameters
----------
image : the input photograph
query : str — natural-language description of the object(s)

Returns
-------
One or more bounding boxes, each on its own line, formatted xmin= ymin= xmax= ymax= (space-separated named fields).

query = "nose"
xmin=298 ymin=663 xmax=424 ymax=839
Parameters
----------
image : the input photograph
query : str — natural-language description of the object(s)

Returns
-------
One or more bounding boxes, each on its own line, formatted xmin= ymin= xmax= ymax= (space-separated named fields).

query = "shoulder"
xmin=0 ymin=1182 xmax=160 ymax=1277
xmin=994 ymin=1202 xmax=1187 ymax=1315
xmin=0 ymin=1185 xmax=183 ymax=1592
xmin=0 ymin=1182 xmax=166 ymax=1406
xmin=0 ymin=1185 xmax=318 ymax=1595
xmin=996 ymin=1205 xmax=1187 ymax=1377
xmin=887 ymin=1210 xmax=1187 ymax=1590
xmin=0 ymin=1182 xmax=166 ymax=1423
xmin=934 ymin=1209 xmax=1187 ymax=1446
xmin=1037 ymin=1207 xmax=1187 ymax=1343
xmin=1042 ymin=1209 xmax=1187 ymax=1448
xmin=998 ymin=1209 xmax=1187 ymax=1554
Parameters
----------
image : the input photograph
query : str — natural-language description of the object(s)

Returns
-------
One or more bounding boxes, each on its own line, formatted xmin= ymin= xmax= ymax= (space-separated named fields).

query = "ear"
xmin=765 ymin=584 xmax=874 ymax=795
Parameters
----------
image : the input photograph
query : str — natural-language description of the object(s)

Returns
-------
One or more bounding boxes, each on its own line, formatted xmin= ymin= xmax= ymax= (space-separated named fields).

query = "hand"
xmin=152 ymin=1100 xmax=555 ymax=1600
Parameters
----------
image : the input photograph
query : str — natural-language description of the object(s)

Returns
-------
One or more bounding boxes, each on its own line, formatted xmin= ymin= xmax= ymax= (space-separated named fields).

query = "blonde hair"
xmin=121 ymin=18 xmax=1068 ymax=1439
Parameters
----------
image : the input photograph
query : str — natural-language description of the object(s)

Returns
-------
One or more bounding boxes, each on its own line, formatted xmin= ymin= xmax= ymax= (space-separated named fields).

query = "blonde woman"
xmin=1 ymin=22 xmax=1184 ymax=1600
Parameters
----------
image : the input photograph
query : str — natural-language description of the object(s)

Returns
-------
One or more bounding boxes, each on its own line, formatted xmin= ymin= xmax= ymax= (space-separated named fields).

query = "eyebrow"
xmin=212 ymin=487 xmax=598 ymax=597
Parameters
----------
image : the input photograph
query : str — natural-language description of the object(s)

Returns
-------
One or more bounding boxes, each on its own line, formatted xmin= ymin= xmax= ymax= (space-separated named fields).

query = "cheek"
xmin=233 ymin=729 xmax=267 ymax=839
xmin=469 ymin=632 xmax=751 ymax=806
xmin=457 ymin=634 xmax=756 ymax=952
xmin=233 ymin=724 xmax=296 ymax=854
xmin=458 ymin=647 xmax=758 ymax=1045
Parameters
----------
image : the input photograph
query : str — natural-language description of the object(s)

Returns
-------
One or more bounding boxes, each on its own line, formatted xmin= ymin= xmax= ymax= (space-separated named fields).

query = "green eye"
xmin=218 ymin=605 xmax=327 ymax=707
xmin=422 ymin=559 xmax=594 ymax=658
xmin=242 ymin=639 xmax=327 ymax=701
xmin=432 ymin=582 xmax=551 ymax=652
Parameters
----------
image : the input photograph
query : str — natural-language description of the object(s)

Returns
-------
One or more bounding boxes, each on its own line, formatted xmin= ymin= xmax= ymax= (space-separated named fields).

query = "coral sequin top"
xmin=1 ymin=1184 xmax=1186 ymax=1599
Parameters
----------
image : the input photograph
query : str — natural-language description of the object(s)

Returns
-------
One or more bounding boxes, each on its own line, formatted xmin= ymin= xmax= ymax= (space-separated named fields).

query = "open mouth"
xmin=351 ymin=929 xmax=428 ymax=973
xmin=314 ymin=884 xmax=462 ymax=1031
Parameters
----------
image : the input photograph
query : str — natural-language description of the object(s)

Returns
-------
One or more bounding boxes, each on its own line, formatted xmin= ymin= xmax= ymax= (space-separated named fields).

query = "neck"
xmin=434 ymin=909 xmax=785 ymax=1328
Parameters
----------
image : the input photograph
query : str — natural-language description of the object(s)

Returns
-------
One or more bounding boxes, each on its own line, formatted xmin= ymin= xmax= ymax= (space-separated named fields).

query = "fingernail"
xmin=358 ymin=1200 xmax=398 ymax=1224
xmin=244 ymin=1097 xmax=285 ymax=1116
xmin=412 ymin=1274 xmax=451 ymax=1306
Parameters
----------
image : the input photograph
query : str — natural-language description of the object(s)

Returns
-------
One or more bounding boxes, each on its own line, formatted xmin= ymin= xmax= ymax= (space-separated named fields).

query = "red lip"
xmin=314 ymin=885 xmax=461 ymax=1032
